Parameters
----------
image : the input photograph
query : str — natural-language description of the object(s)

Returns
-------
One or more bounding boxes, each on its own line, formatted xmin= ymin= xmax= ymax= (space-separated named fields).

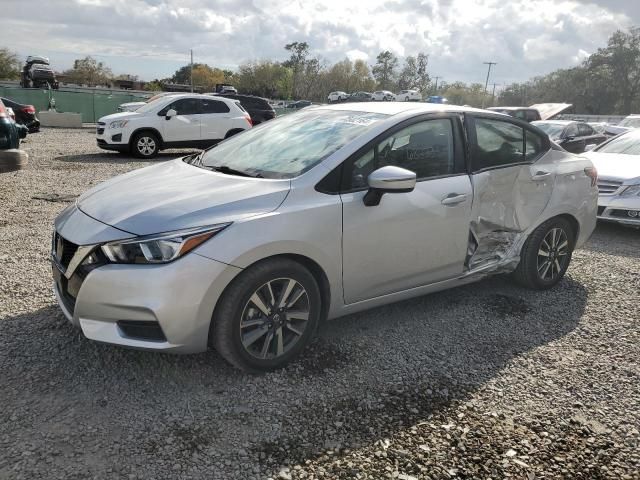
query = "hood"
xmin=77 ymin=159 xmax=291 ymax=235
xmin=530 ymin=103 xmax=573 ymax=120
xmin=98 ymin=111 xmax=140 ymax=123
xmin=583 ymin=152 xmax=640 ymax=183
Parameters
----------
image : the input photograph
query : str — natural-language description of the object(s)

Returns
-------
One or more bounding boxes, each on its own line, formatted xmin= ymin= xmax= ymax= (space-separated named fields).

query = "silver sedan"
xmin=584 ymin=129 xmax=640 ymax=226
xmin=51 ymin=103 xmax=598 ymax=371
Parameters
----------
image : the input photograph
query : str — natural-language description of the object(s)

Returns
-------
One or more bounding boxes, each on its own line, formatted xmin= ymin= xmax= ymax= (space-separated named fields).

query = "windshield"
xmin=195 ymin=109 xmax=388 ymax=178
xmin=136 ymin=98 xmax=168 ymax=114
xmin=532 ymin=122 xmax=565 ymax=138
xmin=596 ymin=130 xmax=640 ymax=155
xmin=618 ymin=117 xmax=640 ymax=128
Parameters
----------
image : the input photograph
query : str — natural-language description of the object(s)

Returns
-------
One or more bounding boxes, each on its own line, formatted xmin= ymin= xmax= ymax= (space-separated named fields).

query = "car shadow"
xmin=56 ymin=149 xmax=201 ymax=164
xmin=0 ymin=275 xmax=587 ymax=476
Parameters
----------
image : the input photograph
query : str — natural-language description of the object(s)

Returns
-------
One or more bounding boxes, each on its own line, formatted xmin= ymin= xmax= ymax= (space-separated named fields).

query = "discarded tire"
xmin=0 ymin=149 xmax=28 ymax=174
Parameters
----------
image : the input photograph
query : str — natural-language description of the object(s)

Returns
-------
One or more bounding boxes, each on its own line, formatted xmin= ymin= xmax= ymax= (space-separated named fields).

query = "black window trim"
xmin=316 ymin=112 xmax=468 ymax=195
xmin=464 ymin=113 xmax=551 ymax=174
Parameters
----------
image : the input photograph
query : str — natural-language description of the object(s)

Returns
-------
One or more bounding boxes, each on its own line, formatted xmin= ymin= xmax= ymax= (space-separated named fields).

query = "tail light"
xmin=0 ymin=102 xmax=6 ymax=118
xmin=22 ymin=105 xmax=36 ymax=114
xmin=245 ymin=115 xmax=253 ymax=126
xmin=584 ymin=166 xmax=598 ymax=187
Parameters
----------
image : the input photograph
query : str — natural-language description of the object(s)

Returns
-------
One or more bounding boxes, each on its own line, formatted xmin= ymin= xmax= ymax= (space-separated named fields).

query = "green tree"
xmin=284 ymin=41 xmax=311 ymax=98
xmin=0 ymin=48 xmax=20 ymax=80
xmin=588 ymin=27 xmax=640 ymax=114
xmin=63 ymin=56 xmax=112 ymax=86
xmin=144 ymin=80 xmax=164 ymax=92
xmin=372 ymin=51 xmax=398 ymax=90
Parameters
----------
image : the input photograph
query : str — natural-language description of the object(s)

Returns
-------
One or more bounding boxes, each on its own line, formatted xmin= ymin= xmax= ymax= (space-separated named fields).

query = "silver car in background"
xmin=51 ymin=103 xmax=598 ymax=372
xmin=584 ymin=129 xmax=640 ymax=226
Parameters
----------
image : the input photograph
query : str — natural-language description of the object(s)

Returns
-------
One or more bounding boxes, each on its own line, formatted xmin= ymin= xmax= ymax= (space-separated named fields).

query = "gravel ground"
xmin=1 ymin=128 xmax=639 ymax=479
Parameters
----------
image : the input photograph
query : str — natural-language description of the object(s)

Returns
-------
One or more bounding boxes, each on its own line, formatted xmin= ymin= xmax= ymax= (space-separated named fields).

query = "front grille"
xmin=117 ymin=321 xmax=167 ymax=342
xmin=53 ymin=232 xmax=79 ymax=270
xmin=597 ymin=179 xmax=623 ymax=195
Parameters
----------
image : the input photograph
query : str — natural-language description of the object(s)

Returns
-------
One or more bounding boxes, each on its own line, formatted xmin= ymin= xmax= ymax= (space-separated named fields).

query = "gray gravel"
xmin=1 ymin=128 xmax=639 ymax=479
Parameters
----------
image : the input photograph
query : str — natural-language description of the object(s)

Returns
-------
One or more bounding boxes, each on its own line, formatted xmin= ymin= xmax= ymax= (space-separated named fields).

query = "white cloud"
xmin=0 ymin=0 xmax=635 ymax=83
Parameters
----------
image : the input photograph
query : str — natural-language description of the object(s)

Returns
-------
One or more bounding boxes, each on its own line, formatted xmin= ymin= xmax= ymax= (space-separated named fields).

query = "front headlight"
xmin=109 ymin=120 xmax=129 ymax=129
xmin=620 ymin=185 xmax=640 ymax=197
xmin=101 ymin=223 xmax=230 ymax=264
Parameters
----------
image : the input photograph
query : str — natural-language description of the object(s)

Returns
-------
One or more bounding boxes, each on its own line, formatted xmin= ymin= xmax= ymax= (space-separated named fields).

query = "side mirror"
xmin=165 ymin=109 xmax=177 ymax=120
xmin=363 ymin=166 xmax=416 ymax=207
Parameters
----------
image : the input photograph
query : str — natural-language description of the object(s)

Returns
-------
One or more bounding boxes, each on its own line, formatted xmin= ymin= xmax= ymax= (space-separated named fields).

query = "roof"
xmin=317 ymin=102 xmax=489 ymax=116
xmin=488 ymin=106 xmax=532 ymax=111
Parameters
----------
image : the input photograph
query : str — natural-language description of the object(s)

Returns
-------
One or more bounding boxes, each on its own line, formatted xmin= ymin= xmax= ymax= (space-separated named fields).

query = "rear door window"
xmin=472 ymin=117 xmax=525 ymax=171
xmin=201 ymin=99 xmax=230 ymax=114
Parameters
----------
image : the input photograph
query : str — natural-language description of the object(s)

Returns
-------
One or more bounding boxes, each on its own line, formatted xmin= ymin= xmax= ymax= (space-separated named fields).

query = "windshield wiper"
xmin=184 ymin=151 xmax=204 ymax=166
xmin=207 ymin=165 xmax=263 ymax=178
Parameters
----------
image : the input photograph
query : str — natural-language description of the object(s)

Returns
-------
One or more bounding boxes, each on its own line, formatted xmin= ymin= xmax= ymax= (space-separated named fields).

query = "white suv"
xmin=371 ymin=90 xmax=395 ymax=101
xmin=396 ymin=89 xmax=422 ymax=102
xmin=97 ymin=94 xmax=252 ymax=158
xmin=327 ymin=91 xmax=348 ymax=103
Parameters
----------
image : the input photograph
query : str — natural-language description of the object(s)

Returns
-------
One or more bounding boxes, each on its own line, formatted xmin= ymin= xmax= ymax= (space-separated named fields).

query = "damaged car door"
xmin=341 ymin=115 xmax=472 ymax=304
xmin=464 ymin=115 xmax=554 ymax=273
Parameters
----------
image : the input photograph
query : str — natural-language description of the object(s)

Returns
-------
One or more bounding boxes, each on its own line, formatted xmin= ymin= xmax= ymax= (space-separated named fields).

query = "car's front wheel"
xmin=211 ymin=258 xmax=322 ymax=372
xmin=131 ymin=131 xmax=159 ymax=158
xmin=513 ymin=217 xmax=575 ymax=289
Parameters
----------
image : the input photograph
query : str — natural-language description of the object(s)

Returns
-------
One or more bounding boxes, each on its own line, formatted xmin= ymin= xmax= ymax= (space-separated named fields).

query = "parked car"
xmin=347 ymin=91 xmax=373 ymax=102
xmin=52 ymin=103 xmax=597 ymax=371
xmin=0 ymin=99 xmax=28 ymax=173
xmin=488 ymin=103 xmax=572 ymax=122
xmin=617 ymin=115 xmax=640 ymax=129
xmin=214 ymin=84 xmax=238 ymax=94
xmin=488 ymin=107 xmax=541 ymax=122
xmin=583 ymin=129 xmax=640 ymax=227
xmin=426 ymin=95 xmax=448 ymax=104
xmin=286 ymin=100 xmax=312 ymax=109
xmin=0 ymin=97 xmax=40 ymax=132
xmin=532 ymin=120 xmax=607 ymax=154
xmin=217 ymin=93 xmax=276 ymax=125
xmin=20 ymin=55 xmax=59 ymax=89
xmin=327 ymin=91 xmax=349 ymax=103
xmin=96 ymin=94 xmax=252 ymax=158
xmin=371 ymin=91 xmax=395 ymax=101
xmin=396 ymin=89 xmax=422 ymax=102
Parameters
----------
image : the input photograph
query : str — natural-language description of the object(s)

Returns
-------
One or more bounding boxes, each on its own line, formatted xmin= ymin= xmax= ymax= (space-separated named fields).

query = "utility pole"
xmin=491 ymin=82 xmax=499 ymax=106
xmin=433 ymin=76 xmax=442 ymax=94
xmin=482 ymin=61 xmax=496 ymax=108
xmin=190 ymin=49 xmax=194 ymax=93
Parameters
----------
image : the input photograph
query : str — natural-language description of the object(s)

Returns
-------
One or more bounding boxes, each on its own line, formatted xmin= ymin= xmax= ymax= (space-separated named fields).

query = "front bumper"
xmin=51 ymin=208 xmax=242 ymax=353
xmin=96 ymin=125 xmax=129 ymax=152
xmin=597 ymin=194 xmax=640 ymax=227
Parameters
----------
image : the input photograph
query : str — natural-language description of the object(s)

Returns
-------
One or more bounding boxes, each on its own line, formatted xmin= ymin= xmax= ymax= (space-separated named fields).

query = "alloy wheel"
xmin=137 ymin=136 xmax=156 ymax=156
xmin=537 ymin=227 xmax=569 ymax=282
xmin=240 ymin=278 xmax=310 ymax=360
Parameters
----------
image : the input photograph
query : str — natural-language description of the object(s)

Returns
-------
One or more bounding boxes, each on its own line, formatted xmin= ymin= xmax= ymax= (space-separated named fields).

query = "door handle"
xmin=441 ymin=193 xmax=468 ymax=206
xmin=531 ymin=171 xmax=551 ymax=181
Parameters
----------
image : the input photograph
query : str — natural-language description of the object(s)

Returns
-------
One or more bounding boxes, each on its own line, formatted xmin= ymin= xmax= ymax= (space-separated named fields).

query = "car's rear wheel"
xmin=513 ymin=217 xmax=575 ymax=290
xmin=211 ymin=258 xmax=321 ymax=372
xmin=131 ymin=131 xmax=159 ymax=158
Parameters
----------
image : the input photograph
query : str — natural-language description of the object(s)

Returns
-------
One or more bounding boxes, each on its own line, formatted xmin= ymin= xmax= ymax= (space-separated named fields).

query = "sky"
xmin=0 ymin=0 xmax=638 ymax=87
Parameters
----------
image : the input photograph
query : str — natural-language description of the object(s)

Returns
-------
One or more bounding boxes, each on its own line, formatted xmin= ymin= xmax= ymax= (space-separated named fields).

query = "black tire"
xmin=131 ymin=131 xmax=159 ymax=158
xmin=224 ymin=128 xmax=244 ymax=139
xmin=211 ymin=258 xmax=322 ymax=372
xmin=513 ymin=217 xmax=575 ymax=290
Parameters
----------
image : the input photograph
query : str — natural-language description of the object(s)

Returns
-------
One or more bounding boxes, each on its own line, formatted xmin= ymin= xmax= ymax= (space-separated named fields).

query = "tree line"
xmin=1 ymin=26 xmax=639 ymax=113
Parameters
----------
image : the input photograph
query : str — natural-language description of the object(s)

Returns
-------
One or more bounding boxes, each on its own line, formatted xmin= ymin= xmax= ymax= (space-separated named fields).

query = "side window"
xmin=159 ymin=98 xmax=200 ymax=116
xmin=473 ymin=118 xmax=524 ymax=170
xmin=513 ymin=110 xmax=527 ymax=120
xmin=565 ymin=123 xmax=579 ymax=138
xmin=201 ymin=99 xmax=230 ymax=114
xmin=578 ymin=123 xmax=594 ymax=136
xmin=525 ymin=129 xmax=545 ymax=161
xmin=345 ymin=118 xmax=456 ymax=190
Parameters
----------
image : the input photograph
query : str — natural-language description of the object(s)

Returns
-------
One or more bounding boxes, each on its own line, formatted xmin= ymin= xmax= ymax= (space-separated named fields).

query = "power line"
xmin=482 ymin=61 xmax=497 ymax=108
